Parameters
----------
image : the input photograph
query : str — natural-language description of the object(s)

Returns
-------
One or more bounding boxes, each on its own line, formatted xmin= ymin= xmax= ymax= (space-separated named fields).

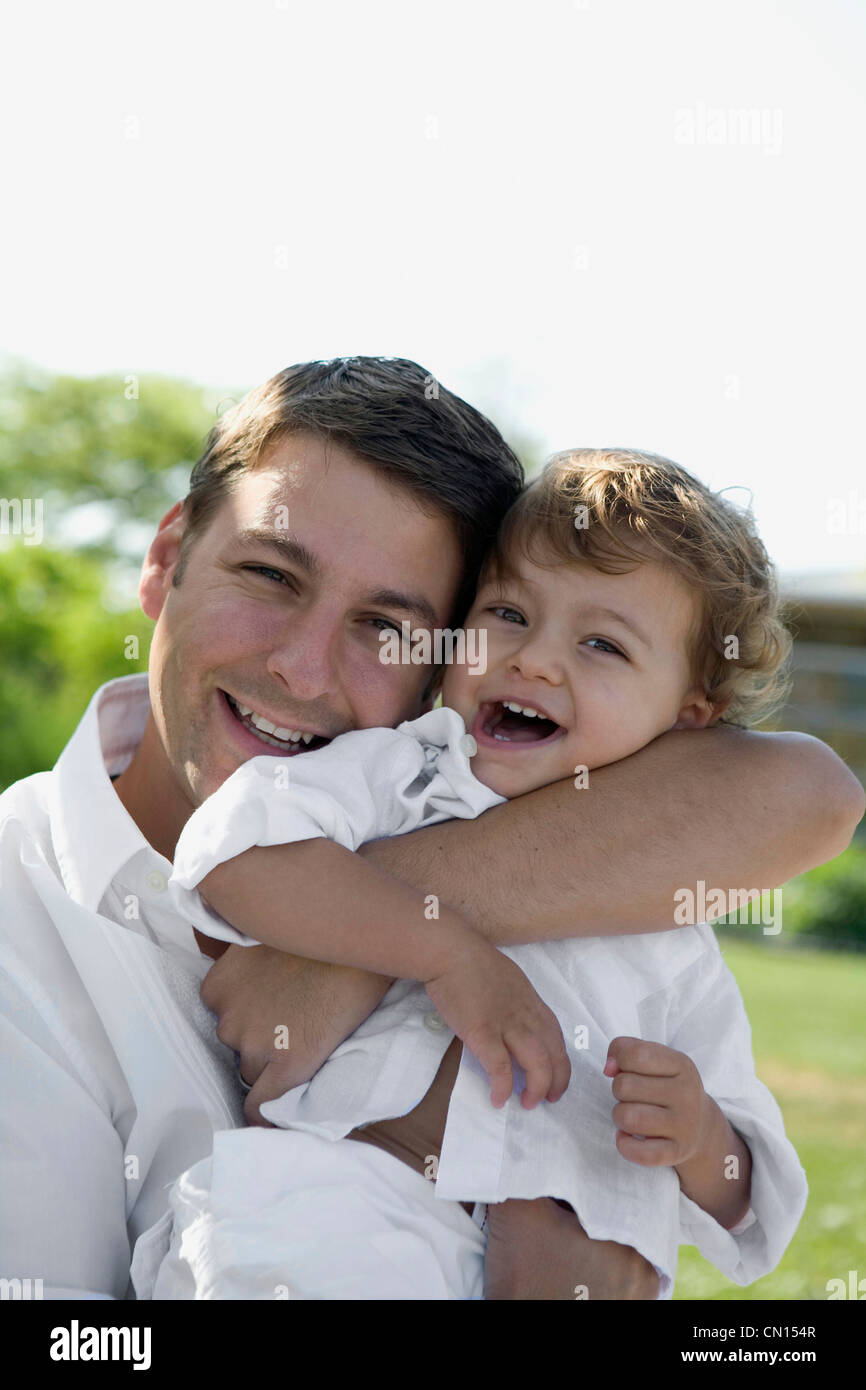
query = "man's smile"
xmin=221 ymin=690 xmax=333 ymax=755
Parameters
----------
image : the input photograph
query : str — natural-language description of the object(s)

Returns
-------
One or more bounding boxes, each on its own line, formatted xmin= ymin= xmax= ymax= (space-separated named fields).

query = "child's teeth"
xmin=503 ymin=701 xmax=541 ymax=718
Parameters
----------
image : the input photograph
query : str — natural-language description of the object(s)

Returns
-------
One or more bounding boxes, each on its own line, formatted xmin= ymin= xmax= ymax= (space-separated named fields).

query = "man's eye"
xmin=585 ymin=637 xmax=624 ymax=656
xmin=243 ymin=565 xmax=291 ymax=585
xmin=489 ymin=605 xmax=525 ymax=624
xmin=369 ymin=617 xmax=403 ymax=634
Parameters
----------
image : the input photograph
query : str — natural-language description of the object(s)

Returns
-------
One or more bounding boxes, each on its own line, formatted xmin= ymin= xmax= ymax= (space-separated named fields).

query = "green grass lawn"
xmin=673 ymin=938 xmax=866 ymax=1300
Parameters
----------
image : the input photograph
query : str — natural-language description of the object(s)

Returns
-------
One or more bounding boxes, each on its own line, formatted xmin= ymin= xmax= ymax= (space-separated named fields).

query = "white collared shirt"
xmin=168 ymin=707 xmax=808 ymax=1295
xmin=0 ymin=675 xmax=245 ymax=1299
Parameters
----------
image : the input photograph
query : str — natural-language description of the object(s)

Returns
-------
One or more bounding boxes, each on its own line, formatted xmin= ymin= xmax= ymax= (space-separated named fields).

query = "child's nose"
xmin=508 ymin=636 xmax=564 ymax=684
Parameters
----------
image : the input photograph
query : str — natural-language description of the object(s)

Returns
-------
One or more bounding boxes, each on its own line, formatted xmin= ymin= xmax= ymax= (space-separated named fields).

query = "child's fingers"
xmin=615 ymin=1131 xmax=677 ymax=1167
xmin=605 ymin=1036 xmax=682 ymax=1078
xmin=477 ymin=1037 xmax=515 ymax=1109
xmin=610 ymin=1071 xmax=674 ymax=1107
xmin=508 ymin=1032 xmax=553 ymax=1109
xmin=612 ymin=1100 xmax=672 ymax=1139
xmin=548 ymin=1045 xmax=572 ymax=1102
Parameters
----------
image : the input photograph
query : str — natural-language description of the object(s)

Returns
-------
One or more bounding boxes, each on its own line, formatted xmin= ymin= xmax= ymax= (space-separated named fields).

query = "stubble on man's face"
xmin=145 ymin=433 xmax=464 ymax=820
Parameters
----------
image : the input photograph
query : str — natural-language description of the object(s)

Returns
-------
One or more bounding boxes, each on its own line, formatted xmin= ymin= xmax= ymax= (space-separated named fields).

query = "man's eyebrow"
xmin=585 ymin=605 xmax=652 ymax=649
xmin=366 ymin=588 xmax=440 ymax=628
xmin=233 ymin=529 xmax=321 ymax=577
xmin=232 ymin=528 xmax=440 ymax=628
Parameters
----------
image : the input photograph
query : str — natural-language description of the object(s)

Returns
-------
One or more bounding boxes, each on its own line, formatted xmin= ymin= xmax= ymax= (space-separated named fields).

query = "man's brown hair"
xmin=174 ymin=357 xmax=524 ymax=626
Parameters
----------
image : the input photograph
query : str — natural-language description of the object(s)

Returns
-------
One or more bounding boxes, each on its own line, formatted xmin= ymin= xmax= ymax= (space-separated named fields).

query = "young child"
xmin=133 ymin=448 xmax=807 ymax=1300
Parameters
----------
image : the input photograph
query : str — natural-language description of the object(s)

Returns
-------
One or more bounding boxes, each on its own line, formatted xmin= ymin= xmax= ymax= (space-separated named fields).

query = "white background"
xmin=2 ymin=0 xmax=864 ymax=576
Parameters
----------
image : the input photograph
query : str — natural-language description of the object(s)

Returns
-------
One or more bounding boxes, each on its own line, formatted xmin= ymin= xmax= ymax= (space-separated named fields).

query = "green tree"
xmin=0 ymin=362 xmax=228 ymax=786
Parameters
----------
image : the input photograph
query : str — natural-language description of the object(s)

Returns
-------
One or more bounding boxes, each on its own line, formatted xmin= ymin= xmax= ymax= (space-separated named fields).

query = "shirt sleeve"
xmin=669 ymin=926 xmax=808 ymax=1286
xmin=168 ymin=707 xmax=504 ymax=947
xmin=0 ymin=831 xmax=130 ymax=1298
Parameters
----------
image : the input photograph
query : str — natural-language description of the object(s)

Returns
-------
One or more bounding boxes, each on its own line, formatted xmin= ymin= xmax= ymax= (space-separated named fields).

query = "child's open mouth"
xmin=472 ymin=700 xmax=566 ymax=751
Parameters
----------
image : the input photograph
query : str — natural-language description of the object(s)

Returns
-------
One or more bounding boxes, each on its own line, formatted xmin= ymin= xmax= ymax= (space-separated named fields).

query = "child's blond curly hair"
xmin=482 ymin=448 xmax=793 ymax=728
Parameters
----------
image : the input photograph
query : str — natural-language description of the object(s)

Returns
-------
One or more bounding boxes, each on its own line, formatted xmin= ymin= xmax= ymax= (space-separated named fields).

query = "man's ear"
xmin=139 ymin=501 xmax=187 ymax=622
xmin=671 ymin=687 xmax=728 ymax=730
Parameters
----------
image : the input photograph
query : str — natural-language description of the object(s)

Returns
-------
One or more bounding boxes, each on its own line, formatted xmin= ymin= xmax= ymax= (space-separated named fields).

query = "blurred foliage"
xmin=0 ymin=545 xmax=152 ymax=789
xmin=776 ymin=845 xmax=866 ymax=947
xmin=0 ymin=362 xmax=221 ymax=788
xmin=0 ymin=361 xmax=220 ymax=564
xmin=716 ymin=845 xmax=866 ymax=950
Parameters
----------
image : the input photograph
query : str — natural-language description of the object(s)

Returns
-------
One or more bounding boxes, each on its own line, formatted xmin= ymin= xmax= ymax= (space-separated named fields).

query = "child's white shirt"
xmin=168 ymin=707 xmax=807 ymax=1295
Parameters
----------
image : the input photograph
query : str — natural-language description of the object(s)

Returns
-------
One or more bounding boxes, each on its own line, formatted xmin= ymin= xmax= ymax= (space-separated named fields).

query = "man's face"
xmin=141 ymin=431 xmax=462 ymax=809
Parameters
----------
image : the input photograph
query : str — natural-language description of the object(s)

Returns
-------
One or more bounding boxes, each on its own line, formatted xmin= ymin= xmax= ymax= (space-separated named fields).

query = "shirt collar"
xmin=50 ymin=674 xmax=163 ymax=911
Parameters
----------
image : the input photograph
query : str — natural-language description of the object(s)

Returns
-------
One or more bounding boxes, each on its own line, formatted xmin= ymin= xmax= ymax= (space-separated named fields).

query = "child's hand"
xmin=603 ymin=1036 xmax=713 ymax=1167
xmin=424 ymin=943 xmax=571 ymax=1110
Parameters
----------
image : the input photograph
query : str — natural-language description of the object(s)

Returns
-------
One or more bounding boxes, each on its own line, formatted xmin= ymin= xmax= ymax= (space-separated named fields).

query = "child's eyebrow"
xmin=582 ymin=606 xmax=652 ymax=650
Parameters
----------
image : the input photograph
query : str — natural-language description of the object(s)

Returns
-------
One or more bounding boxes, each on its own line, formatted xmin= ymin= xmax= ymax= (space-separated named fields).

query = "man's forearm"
xmin=359 ymin=728 xmax=865 ymax=945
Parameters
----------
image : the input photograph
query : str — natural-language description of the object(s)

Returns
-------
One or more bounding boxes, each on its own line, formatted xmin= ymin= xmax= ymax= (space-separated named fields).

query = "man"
xmin=1 ymin=357 xmax=862 ymax=1300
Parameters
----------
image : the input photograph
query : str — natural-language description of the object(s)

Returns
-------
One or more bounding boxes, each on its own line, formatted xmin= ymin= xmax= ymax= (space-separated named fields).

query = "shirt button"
xmin=147 ymin=870 xmax=168 ymax=893
xmin=424 ymin=1010 xmax=447 ymax=1032
xmin=459 ymin=734 xmax=477 ymax=757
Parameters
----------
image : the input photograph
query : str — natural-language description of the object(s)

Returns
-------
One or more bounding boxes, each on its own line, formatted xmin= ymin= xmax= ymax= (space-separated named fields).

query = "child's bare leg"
xmin=483 ymin=1197 xmax=660 ymax=1300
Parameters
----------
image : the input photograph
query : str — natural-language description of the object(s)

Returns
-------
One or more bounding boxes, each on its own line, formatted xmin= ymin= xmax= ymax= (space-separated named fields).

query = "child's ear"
xmin=671 ymin=688 xmax=728 ymax=730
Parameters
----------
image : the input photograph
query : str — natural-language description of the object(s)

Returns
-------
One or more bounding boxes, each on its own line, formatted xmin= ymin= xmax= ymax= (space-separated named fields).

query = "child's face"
xmin=441 ymin=544 xmax=717 ymax=799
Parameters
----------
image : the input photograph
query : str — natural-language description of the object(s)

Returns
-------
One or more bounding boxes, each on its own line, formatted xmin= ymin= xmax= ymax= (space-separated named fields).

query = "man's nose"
xmin=266 ymin=607 xmax=343 ymax=703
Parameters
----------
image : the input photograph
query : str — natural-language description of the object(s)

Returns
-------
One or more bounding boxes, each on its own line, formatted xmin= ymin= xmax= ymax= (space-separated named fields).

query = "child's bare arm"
xmin=200 ymin=836 xmax=471 ymax=982
xmin=199 ymin=837 xmax=571 ymax=1107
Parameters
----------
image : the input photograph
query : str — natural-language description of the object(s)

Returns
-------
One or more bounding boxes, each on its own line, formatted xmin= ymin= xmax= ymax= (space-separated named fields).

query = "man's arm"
xmin=203 ymin=727 xmax=862 ymax=1109
xmin=359 ymin=728 xmax=865 ymax=941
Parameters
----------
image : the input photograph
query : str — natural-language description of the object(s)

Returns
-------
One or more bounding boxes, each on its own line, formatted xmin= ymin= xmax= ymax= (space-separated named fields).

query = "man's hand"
xmin=200 ymin=946 xmax=393 ymax=1124
xmin=484 ymin=1197 xmax=660 ymax=1300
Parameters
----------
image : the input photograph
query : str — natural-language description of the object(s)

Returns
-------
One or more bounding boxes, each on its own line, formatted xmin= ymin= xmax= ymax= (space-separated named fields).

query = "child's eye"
xmin=489 ymin=605 xmax=526 ymax=624
xmin=585 ymin=637 xmax=625 ymax=656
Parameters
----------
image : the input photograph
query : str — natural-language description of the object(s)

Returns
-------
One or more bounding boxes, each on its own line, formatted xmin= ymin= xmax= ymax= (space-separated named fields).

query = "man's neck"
xmin=111 ymin=714 xmax=230 ymax=961
xmin=111 ymin=713 xmax=194 ymax=862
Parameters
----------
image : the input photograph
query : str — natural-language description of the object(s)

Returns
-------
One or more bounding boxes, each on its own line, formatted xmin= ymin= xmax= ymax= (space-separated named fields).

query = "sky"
xmin=2 ymin=0 xmax=865 ymax=578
